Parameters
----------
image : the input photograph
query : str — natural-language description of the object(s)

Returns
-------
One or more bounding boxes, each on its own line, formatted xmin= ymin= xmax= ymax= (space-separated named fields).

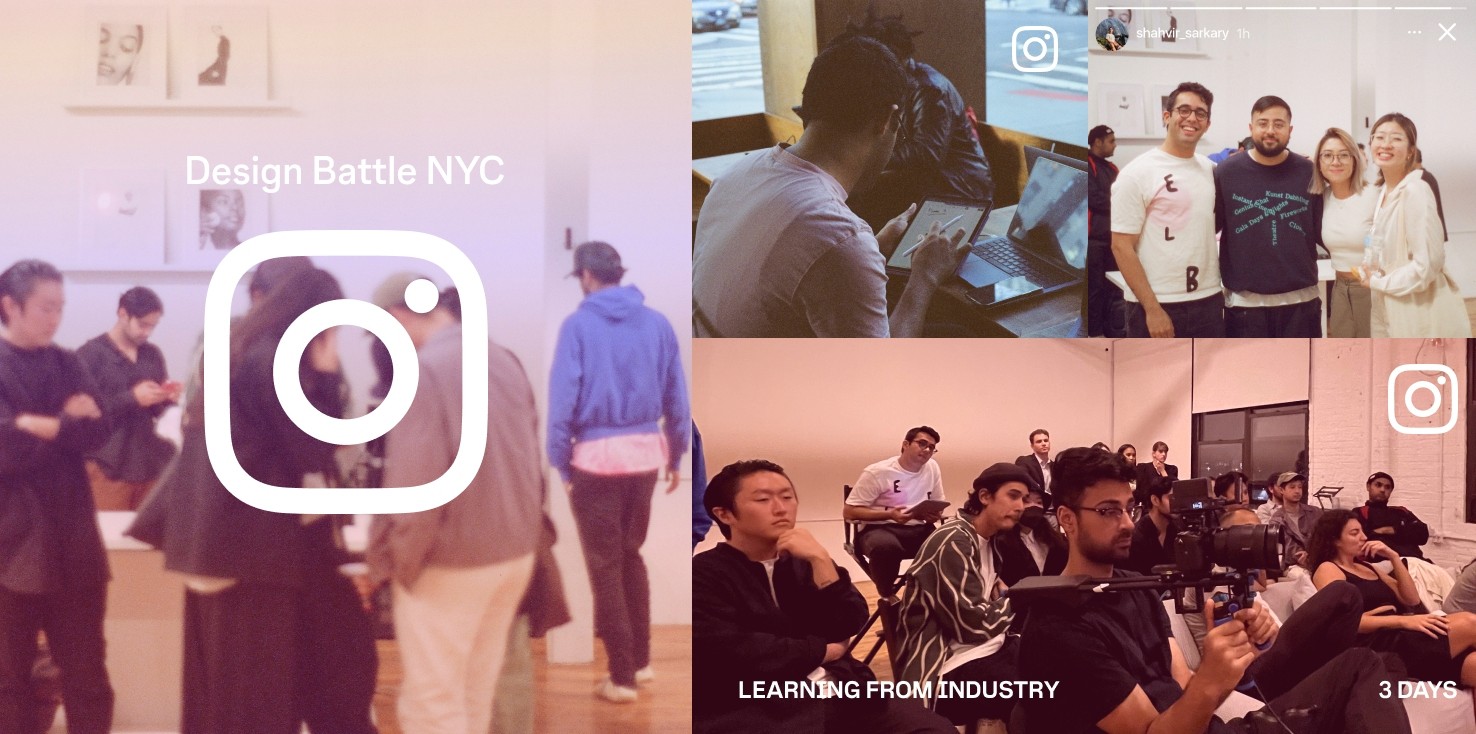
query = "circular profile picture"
xmin=1095 ymin=17 xmax=1129 ymax=51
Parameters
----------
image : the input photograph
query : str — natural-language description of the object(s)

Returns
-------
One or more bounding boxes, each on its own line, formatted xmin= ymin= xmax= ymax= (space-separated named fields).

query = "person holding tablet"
xmin=844 ymin=426 xmax=948 ymax=596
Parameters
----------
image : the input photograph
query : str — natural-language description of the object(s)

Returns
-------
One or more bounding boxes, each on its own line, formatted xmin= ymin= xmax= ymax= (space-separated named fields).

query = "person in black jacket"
xmin=0 ymin=259 xmax=114 ymax=734
xmin=129 ymin=267 xmax=376 ymax=734
xmin=694 ymin=459 xmax=952 ymax=734
xmin=838 ymin=10 xmax=994 ymax=230
xmin=1088 ymin=125 xmax=1123 ymax=336
xmin=76 ymin=286 xmax=178 ymax=511
xmin=1359 ymin=472 xmax=1430 ymax=560
xmin=998 ymin=484 xmax=1068 ymax=586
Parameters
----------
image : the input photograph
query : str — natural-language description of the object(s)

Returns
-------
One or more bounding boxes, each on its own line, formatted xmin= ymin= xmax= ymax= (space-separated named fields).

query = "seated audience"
xmin=1126 ymin=475 xmax=1177 ymax=575
xmin=998 ymin=485 xmax=1067 ymax=586
xmin=694 ymin=460 xmax=953 ymax=734
xmin=1358 ymin=472 xmax=1429 ymax=560
xmin=843 ymin=426 xmax=947 ymax=596
xmin=1013 ymin=429 xmax=1055 ymax=509
xmin=895 ymin=463 xmax=1027 ymax=725
xmin=1267 ymin=472 xmax=1321 ymax=569
xmin=1253 ymin=471 xmax=1285 ymax=524
xmin=1020 ymin=448 xmax=1410 ymax=734
xmin=1308 ymin=509 xmax=1476 ymax=685
xmin=1212 ymin=471 xmax=1248 ymax=512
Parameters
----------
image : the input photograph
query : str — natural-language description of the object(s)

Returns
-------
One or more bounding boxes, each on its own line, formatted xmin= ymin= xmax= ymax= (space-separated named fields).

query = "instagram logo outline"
xmin=203 ymin=231 xmax=489 ymax=514
xmin=1387 ymin=364 xmax=1459 ymax=436
xmin=1012 ymin=26 xmax=1058 ymax=73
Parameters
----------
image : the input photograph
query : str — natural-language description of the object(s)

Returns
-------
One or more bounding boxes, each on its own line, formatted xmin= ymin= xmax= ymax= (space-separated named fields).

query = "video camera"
xmin=1011 ymin=478 xmax=1282 ymax=619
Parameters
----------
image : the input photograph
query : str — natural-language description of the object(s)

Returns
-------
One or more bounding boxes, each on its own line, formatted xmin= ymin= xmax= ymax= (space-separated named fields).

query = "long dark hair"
xmin=230 ymin=267 xmax=344 ymax=370
xmin=1304 ymin=509 xmax=1360 ymax=572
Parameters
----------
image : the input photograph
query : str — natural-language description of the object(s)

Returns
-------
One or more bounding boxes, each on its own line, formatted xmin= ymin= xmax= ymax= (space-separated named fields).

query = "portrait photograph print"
xmin=80 ymin=6 xmax=167 ymax=103
xmin=168 ymin=185 xmax=269 ymax=267
xmin=174 ymin=5 xmax=270 ymax=103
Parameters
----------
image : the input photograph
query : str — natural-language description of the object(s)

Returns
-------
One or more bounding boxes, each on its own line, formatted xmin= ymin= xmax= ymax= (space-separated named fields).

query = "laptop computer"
xmin=956 ymin=153 xmax=1087 ymax=309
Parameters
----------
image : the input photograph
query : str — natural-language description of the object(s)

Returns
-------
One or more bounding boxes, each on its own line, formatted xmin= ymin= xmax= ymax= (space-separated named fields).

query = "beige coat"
xmin=1369 ymin=169 xmax=1472 ymax=337
xmin=368 ymin=325 xmax=544 ymax=588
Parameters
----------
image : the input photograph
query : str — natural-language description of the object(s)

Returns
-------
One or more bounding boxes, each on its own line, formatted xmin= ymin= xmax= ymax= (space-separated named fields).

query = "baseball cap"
xmin=1367 ymin=472 xmax=1395 ymax=489
xmin=1089 ymin=125 xmax=1115 ymax=144
xmin=569 ymin=241 xmax=626 ymax=279
xmin=973 ymin=462 xmax=1038 ymax=494
xmin=372 ymin=272 xmax=435 ymax=311
xmin=1277 ymin=471 xmax=1307 ymax=486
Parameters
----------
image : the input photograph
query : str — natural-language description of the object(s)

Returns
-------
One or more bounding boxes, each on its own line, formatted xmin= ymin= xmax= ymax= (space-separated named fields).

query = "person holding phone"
xmin=1309 ymin=510 xmax=1476 ymax=685
xmin=1358 ymin=113 xmax=1472 ymax=337
xmin=844 ymin=426 xmax=947 ymax=596
xmin=76 ymin=286 xmax=179 ymax=511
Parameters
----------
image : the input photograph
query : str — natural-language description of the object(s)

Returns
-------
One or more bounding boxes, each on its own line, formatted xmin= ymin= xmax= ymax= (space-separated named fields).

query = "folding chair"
xmin=842 ymin=484 xmax=908 ymax=672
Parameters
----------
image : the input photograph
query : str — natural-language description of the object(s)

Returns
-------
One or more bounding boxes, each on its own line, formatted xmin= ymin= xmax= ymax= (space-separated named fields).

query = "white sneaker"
xmin=635 ymin=666 xmax=655 ymax=685
xmin=595 ymin=677 xmax=638 ymax=703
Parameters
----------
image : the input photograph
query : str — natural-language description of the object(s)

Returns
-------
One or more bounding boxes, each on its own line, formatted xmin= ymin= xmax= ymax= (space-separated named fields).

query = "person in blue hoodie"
xmin=549 ymin=241 xmax=691 ymax=703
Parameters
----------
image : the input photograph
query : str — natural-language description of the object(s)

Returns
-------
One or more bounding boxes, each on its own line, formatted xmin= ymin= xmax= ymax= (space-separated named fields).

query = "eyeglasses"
xmin=1319 ymin=152 xmax=1353 ymax=163
xmin=1072 ymin=504 xmax=1128 ymax=520
xmin=1253 ymin=120 xmax=1288 ymax=132
xmin=1172 ymin=105 xmax=1209 ymax=121
xmin=911 ymin=439 xmax=938 ymax=454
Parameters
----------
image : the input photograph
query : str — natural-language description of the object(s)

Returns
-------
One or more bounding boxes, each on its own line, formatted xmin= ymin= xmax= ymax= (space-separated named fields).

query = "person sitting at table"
xmin=692 ymin=36 xmax=968 ymax=338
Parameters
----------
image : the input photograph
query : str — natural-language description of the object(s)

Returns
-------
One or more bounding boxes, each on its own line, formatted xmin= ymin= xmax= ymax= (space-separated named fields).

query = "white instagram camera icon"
xmin=203 ymin=231 xmax=489 ymax=514
xmin=1387 ymin=364 xmax=1459 ymax=435
xmin=1012 ymin=26 xmax=1058 ymax=73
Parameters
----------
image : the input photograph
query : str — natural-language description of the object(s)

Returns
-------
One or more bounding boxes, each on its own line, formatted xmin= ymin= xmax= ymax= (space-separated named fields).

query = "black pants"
xmin=936 ymin=635 xmax=1021 ymax=723
xmin=1225 ymin=299 xmax=1323 ymax=338
xmin=1224 ymin=647 xmax=1410 ymax=734
xmin=571 ymin=468 xmax=658 ymax=687
xmin=826 ymin=696 xmax=956 ymax=734
xmin=1087 ymin=240 xmax=1125 ymax=337
xmin=182 ymin=566 xmax=377 ymax=734
xmin=855 ymin=524 xmax=935 ymax=596
xmin=0 ymin=583 xmax=113 ymax=734
xmin=1241 ymin=580 xmax=1362 ymax=700
xmin=1127 ymin=294 xmax=1226 ymax=337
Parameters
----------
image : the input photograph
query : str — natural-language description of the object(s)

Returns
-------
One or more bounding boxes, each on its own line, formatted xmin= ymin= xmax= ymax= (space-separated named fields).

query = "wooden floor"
xmin=372 ymin=625 xmax=691 ymax=734
xmin=851 ymin=578 xmax=898 ymax=682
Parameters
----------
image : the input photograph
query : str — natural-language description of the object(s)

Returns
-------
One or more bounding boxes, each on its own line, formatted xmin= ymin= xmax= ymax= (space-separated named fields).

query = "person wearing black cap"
xmin=894 ymin=463 xmax=1027 ymax=726
xmin=1087 ymin=124 xmax=1122 ymax=336
xmin=550 ymin=241 xmax=691 ymax=701
xmin=1357 ymin=472 xmax=1429 ymax=560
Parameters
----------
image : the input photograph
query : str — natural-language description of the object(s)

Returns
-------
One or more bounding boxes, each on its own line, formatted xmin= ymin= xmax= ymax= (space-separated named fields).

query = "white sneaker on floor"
xmin=635 ymin=666 xmax=655 ymax=685
xmin=595 ymin=677 xmax=638 ymax=703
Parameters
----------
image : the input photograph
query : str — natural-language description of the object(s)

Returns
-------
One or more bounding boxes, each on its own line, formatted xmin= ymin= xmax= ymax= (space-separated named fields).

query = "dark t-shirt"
xmin=1127 ymin=515 xmax=1178 ymax=575
xmin=1021 ymin=570 xmax=1194 ymax=733
xmin=1214 ymin=152 xmax=1323 ymax=294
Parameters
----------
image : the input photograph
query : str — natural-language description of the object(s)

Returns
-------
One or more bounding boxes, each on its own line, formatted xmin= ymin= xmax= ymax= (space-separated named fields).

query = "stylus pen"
xmin=900 ymin=213 xmax=965 ymax=259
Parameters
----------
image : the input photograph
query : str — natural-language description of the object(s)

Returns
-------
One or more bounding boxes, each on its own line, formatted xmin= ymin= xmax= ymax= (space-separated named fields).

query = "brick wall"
xmin=1309 ymin=339 xmax=1472 ymax=569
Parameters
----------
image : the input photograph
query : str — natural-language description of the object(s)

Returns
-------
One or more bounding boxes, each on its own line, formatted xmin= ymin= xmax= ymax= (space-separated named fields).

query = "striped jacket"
xmin=895 ymin=513 xmax=1014 ymax=708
